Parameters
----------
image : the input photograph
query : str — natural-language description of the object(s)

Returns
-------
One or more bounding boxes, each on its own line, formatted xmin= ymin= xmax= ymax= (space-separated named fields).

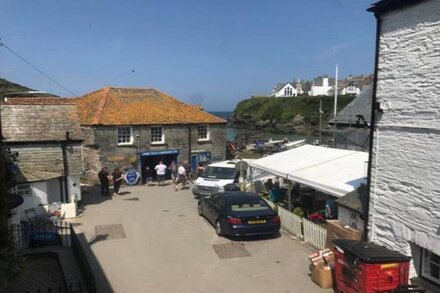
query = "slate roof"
xmin=2 ymin=97 xmax=82 ymax=142
xmin=313 ymin=76 xmax=335 ymax=87
xmin=16 ymin=167 xmax=61 ymax=184
xmin=74 ymin=87 xmax=226 ymax=126
xmin=273 ymin=82 xmax=297 ymax=93
xmin=328 ymin=85 xmax=373 ymax=126
xmin=336 ymin=183 xmax=368 ymax=215
xmin=367 ymin=0 xmax=426 ymax=14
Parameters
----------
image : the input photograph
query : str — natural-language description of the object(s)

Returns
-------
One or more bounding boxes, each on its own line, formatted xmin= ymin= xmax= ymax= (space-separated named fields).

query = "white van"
xmin=192 ymin=160 xmax=243 ymax=196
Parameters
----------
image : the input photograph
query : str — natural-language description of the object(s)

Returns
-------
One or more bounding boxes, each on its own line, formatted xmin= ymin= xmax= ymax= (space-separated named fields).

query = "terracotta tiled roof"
xmin=74 ymin=87 xmax=226 ymax=125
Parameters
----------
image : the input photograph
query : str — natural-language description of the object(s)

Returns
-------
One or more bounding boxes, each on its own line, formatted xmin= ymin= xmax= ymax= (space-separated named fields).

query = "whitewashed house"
xmin=368 ymin=0 xmax=440 ymax=290
xmin=2 ymin=97 xmax=83 ymax=220
xmin=308 ymin=75 xmax=335 ymax=96
xmin=271 ymin=81 xmax=302 ymax=97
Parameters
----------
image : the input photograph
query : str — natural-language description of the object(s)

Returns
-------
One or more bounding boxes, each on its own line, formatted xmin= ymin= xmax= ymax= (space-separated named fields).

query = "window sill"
xmin=150 ymin=143 xmax=168 ymax=147
xmin=411 ymin=276 xmax=440 ymax=293
xmin=198 ymin=140 xmax=211 ymax=144
xmin=117 ymin=143 xmax=135 ymax=147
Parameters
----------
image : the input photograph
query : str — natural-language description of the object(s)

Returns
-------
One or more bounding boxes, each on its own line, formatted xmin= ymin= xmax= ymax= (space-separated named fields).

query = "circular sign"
xmin=124 ymin=169 xmax=140 ymax=185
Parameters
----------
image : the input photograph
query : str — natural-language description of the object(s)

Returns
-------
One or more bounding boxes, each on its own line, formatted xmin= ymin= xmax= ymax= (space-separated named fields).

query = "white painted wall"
xmin=310 ymin=77 xmax=333 ymax=96
xmin=369 ymin=0 xmax=440 ymax=279
xmin=274 ymin=84 xmax=298 ymax=97
xmin=338 ymin=206 xmax=365 ymax=234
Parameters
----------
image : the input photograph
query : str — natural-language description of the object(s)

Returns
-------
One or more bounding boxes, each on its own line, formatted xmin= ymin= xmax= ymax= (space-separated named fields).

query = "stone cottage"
xmin=74 ymin=87 xmax=227 ymax=182
xmin=367 ymin=0 xmax=440 ymax=290
xmin=2 ymin=97 xmax=83 ymax=220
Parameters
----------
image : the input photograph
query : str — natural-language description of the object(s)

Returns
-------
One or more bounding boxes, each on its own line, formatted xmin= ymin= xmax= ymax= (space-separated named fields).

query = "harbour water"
xmin=209 ymin=111 xmax=305 ymax=142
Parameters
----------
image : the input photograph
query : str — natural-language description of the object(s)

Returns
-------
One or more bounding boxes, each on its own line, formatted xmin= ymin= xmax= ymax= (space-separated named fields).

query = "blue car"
xmin=198 ymin=192 xmax=281 ymax=237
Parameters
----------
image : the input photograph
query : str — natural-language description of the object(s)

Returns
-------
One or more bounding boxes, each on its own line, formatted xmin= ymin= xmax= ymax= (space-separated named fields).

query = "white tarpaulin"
xmin=248 ymin=144 xmax=368 ymax=197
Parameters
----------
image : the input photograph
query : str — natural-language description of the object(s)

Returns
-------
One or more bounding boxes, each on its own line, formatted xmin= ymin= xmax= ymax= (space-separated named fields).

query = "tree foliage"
xmin=233 ymin=95 xmax=355 ymax=130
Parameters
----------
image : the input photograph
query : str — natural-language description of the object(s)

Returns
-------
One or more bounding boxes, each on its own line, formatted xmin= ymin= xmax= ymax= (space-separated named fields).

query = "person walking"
xmin=145 ymin=166 xmax=153 ymax=186
xmin=175 ymin=163 xmax=187 ymax=191
xmin=183 ymin=160 xmax=193 ymax=184
xmin=197 ymin=163 xmax=205 ymax=177
xmin=154 ymin=160 xmax=167 ymax=186
xmin=169 ymin=161 xmax=178 ymax=183
xmin=112 ymin=168 xmax=124 ymax=197
xmin=98 ymin=167 xmax=110 ymax=196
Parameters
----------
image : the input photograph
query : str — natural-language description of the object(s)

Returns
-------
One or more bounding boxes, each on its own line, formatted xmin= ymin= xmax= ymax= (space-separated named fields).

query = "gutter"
xmin=364 ymin=12 xmax=382 ymax=241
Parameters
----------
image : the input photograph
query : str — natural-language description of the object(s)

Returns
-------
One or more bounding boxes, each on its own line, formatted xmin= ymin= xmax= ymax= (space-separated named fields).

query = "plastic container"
xmin=333 ymin=239 xmax=411 ymax=293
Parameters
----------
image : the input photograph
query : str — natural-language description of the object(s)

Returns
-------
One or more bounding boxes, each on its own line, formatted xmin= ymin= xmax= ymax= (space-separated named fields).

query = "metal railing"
xmin=9 ymin=220 xmax=71 ymax=249
xmin=8 ymin=221 xmax=96 ymax=293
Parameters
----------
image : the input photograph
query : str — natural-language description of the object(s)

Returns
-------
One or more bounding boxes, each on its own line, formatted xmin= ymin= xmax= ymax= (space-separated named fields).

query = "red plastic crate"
xmin=333 ymin=240 xmax=411 ymax=293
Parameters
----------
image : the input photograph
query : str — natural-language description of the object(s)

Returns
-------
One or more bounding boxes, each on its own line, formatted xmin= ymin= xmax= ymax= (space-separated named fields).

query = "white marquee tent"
xmin=248 ymin=144 xmax=368 ymax=198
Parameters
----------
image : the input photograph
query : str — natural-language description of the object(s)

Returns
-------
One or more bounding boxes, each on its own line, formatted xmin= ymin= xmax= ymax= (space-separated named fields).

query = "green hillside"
xmin=232 ymin=95 xmax=355 ymax=133
xmin=0 ymin=78 xmax=33 ymax=95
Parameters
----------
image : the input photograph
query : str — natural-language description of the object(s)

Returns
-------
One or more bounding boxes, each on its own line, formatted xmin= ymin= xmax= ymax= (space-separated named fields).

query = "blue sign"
xmin=140 ymin=149 xmax=179 ymax=157
xmin=124 ymin=169 xmax=140 ymax=185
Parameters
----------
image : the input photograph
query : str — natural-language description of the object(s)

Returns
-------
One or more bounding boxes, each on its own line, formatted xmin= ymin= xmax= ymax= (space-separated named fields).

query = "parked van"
xmin=192 ymin=160 xmax=245 ymax=196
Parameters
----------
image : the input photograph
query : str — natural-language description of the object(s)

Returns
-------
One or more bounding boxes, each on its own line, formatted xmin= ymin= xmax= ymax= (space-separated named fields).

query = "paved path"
xmin=72 ymin=182 xmax=333 ymax=293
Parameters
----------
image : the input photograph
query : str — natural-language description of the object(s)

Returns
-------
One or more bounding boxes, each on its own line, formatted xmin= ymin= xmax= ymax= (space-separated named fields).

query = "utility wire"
xmin=0 ymin=40 xmax=78 ymax=97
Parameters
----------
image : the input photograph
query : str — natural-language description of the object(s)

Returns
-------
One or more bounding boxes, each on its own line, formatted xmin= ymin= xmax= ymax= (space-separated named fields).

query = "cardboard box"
xmin=310 ymin=256 xmax=326 ymax=269
xmin=325 ymin=220 xmax=362 ymax=250
xmin=322 ymin=251 xmax=335 ymax=267
xmin=311 ymin=266 xmax=333 ymax=289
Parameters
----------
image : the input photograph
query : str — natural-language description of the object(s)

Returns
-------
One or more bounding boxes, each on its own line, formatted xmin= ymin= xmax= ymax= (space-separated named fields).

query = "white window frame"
xmin=151 ymin=126 xmax=164 ymax=144
xmin=284 ymin=86 xmax=293 ymax=97
xmin=117 ymin=126 xmax=133 ymax=145
xmin=16 ymin=183 xmax=32 ymax=197
xmin=422 ymin=248 xmax=440 ymax=285
xmin=197 ymin=124 xmax=210 ymax=141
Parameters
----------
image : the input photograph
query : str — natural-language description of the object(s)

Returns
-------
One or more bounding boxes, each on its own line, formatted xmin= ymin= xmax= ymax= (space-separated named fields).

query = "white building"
xmin=3 ymin=97 xmax=83 ymax=221
xmin=368 ymin=0 xmax=440 ymax=290
xmin=271 ymin=82 xmax=302 ymax=97
xmin=309 ymin=75 xmax=335 ymax=96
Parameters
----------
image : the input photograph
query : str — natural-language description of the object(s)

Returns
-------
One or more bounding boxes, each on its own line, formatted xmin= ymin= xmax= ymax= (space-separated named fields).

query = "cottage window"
xmin=422 ymin=248 xmax=440 ymax=285
xmin=16 ymin=183 xmax=31 ymax=197
xmin=151 ymin=126 xmax=164 ymax=144
xmin=198 ymin=125 xmax=209 ymax=141
xmin=284 ymin=87 xmax=293 ymax=96
xmin=117 ymin=127 xmax=133 ymax=145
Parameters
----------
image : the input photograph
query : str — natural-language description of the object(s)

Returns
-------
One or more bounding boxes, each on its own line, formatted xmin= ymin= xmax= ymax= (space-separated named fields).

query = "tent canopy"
xmin=248 ymin=145 xmax=368 ymax=197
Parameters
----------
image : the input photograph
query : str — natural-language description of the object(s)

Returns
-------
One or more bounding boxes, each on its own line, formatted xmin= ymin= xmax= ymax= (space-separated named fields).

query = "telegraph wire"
xmin=0 ymin=40 xmax=78 ymax=97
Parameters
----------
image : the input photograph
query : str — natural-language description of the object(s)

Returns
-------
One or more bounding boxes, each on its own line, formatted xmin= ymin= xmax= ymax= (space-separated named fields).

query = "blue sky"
xmin=0 ymin=0 xmax=376 ymax=111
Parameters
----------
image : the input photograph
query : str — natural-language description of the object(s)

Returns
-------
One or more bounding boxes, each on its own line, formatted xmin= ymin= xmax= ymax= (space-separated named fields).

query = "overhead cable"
xmin=0 ymin=40 xmax=78 ymax=97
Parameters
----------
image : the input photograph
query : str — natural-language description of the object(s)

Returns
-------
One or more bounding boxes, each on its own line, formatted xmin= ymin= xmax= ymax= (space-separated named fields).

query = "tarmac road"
xmin=72 ymin=182 xmax=333 ymax=293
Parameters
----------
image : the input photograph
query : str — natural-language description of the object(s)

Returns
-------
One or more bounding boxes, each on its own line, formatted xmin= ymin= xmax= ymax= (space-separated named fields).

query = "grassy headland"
xmin=232 ymin=95 xmax=355 ymax=134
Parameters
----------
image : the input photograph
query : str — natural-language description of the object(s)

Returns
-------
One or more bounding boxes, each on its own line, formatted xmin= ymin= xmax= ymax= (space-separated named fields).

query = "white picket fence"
xmin=278 ymin=206 xmax=303 ymax=239
xmin=266 ymin=201 xmax=327 ymax=250
xmin=303 ymin=218 xmax=327 ymax=249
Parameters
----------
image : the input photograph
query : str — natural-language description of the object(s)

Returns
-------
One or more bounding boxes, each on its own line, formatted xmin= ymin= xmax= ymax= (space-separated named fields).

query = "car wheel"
xmin=215 ymin=220 xmax=224 ymax=236
xmin=197 ymin=202 xmax=203 ymax=216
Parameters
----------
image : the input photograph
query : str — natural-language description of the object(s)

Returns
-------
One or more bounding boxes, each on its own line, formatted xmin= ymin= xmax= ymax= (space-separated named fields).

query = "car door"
xmin=204 ymin=194 xmax=219 ymax=222
xmin=206 ymin=195 xmax=223 ymax=223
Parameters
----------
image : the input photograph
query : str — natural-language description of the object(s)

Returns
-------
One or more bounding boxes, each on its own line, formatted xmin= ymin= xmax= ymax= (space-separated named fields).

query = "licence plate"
xmin=248 ymin=219 xmax=266 ymax=224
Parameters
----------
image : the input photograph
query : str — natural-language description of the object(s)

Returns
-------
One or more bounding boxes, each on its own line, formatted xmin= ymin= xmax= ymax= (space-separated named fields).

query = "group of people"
xmin=98 ymin=167 xmax=124 ymax=197
xmin=98 ymin=160 xmax=205 ymax=196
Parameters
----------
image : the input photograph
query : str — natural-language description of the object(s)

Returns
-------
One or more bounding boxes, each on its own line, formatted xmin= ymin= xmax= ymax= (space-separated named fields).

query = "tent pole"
xmin=287 ymin=182 xmax=292 ymax=211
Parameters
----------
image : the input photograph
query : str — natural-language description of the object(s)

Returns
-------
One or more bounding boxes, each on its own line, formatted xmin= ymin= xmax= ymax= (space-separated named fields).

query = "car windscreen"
xmin=228 ymin=198 xmax=271 ymax=212
xmin=202 ymin=166 xmax=238 ymax=180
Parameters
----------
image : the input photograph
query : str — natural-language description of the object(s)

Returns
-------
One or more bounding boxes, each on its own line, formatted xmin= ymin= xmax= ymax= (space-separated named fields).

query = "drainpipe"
xmin=61 ymin=132 xmax=70 ymax=203
xmin=364 ymin=14 xmax=382 ymax=242
xmin=188 ymin=124 xmax=192 ymax=166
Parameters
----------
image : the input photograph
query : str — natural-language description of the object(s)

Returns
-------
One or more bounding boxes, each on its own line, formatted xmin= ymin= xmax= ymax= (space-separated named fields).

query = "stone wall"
xmin=82 ymin=124 xmax=227 ymax=181
xmin=369 ymin=0 xmax=440 ymax=278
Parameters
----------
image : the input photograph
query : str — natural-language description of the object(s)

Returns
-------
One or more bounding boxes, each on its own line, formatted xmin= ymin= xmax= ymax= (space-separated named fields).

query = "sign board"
xmin=140 ymin=149 xmax=179 ymax=157
xmin=124 ymin=169 xmax=140 ymax=185
xmin=197 ymin=152 xmax=211 ymax=162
